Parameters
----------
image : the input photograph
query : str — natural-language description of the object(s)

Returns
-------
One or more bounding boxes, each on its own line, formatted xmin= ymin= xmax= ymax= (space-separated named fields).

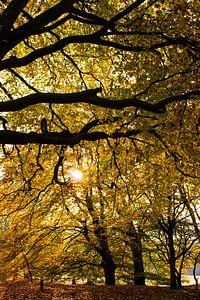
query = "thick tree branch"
xmin=157 ymin=91 xmax=200 ymax=107
xmin=1 ymin=30 xmax=196 ymax=70
xmin=0 ymin=0 xmax=29 ymax=31
xmin=0 ymin=128 xmax=141 ymax=145
xmin=0 ymin=0 xmax=76 ymax=59
xmin=0 ymin=0 xmax=75 ymax=41
xmin=0 ymin=89 xmax=199 ymax=114
xmin=0 ymin=0 xmax=198 ymax=67
xmin=0 ymin=87 xmax=164 ymax=113
xmin=0 ymin=33 xmax=98 ymax=69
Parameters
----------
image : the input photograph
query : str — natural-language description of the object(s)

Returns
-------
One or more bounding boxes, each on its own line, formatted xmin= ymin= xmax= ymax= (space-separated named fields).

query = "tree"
xmin=149 ymin=193 xmax=198 ymax=289
xmin=141 ymin=156 xmax=199 ymax=289
xmin=0 ymin=0 xmax=199 ymax=288
xmin=0 ymin=139 xmax=145 ymax=285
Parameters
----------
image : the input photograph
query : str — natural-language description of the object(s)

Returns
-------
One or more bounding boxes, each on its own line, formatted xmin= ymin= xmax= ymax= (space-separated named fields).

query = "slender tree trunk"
xmin=168 ymin=227 xmax=177 ymax=289
xmin=193 ymin=253 xmax=200 ymax=289
xmin=128 ymin=222 xmax=145 ymax=285
xmin=40 ymin=279 xmax=44 ymax=290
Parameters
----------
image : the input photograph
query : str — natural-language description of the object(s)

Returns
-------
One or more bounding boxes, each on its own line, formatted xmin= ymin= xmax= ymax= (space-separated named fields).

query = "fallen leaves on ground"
xmin=0 ymin=281 xmax=199 ymax=300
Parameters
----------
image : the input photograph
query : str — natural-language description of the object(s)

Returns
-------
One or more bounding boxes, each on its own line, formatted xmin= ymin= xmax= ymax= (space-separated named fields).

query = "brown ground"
xmin=0 ymin=282 xmax=199 ymax=300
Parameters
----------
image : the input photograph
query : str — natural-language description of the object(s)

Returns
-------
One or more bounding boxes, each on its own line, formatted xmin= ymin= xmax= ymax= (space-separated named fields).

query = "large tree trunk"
xmin=128 ymin=222 xmax=145 ymax=285
xmin=85 ymin=192 xmax=116 ymax=285
xmin=102 ymin=257 xmax=116 ymax=285
xmin=177 ymin=272 xmax=182 ymax=289
xmin=96 ymin=228 xmax=116 ymax=285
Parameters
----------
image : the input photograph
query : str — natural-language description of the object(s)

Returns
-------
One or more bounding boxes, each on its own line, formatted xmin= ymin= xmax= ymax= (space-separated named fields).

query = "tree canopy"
xmin=0 ymin=0 xmax=199 ymax=289
xmin=0 ymin=0 xmax=199 ymax=146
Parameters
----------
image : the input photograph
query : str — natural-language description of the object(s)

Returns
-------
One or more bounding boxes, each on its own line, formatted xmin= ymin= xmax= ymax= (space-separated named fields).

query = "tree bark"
xmin=95 ymin=226 xmax=116 ymax=285
xmin=180 ymin=188 xmax=200 ymax=243
xmin=40 ymin=279 xmax=44 ymax=290
xmin=85 ymin=194 xmax=116 ymax=285
xmin=168 ymin=225 xmax=177 ymax=289
xmin=193 ymin=253 xmax=200 ymax=290
xmin=102 ymin=257 xmax=116 ymax=285
xmin=127 ymin=222 xmax=145 ymax=285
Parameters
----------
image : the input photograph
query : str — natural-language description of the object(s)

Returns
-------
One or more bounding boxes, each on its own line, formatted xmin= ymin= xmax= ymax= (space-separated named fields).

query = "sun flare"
xmin=68 ymin=169 xmax=83 ymax=182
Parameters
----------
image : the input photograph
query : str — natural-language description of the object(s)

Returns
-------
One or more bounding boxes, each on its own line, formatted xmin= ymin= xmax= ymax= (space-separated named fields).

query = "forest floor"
xmin=0 ymin=281 xmax=199 ymax=300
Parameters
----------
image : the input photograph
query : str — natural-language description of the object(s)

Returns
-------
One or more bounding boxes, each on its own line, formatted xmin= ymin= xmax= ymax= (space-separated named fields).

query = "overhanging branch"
xmin=0 ymin=0 xmax=75 ymax=41
xmin=0 ymin=89 xmax=199 ymax=114
xmin=0 ymin=128 xmax=142 ymax=145
xmin=157 ymin=91 xmax=200 ymax=107
xmin=0 ymin=0 xmax=29 ymax=31
xmin=0 ymin=87 xmax=164 ymax=113
xmin=0 ymin=0 xmax=76 ymax=59
xmin=1 ymin=33 xmax=197 ymax=71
